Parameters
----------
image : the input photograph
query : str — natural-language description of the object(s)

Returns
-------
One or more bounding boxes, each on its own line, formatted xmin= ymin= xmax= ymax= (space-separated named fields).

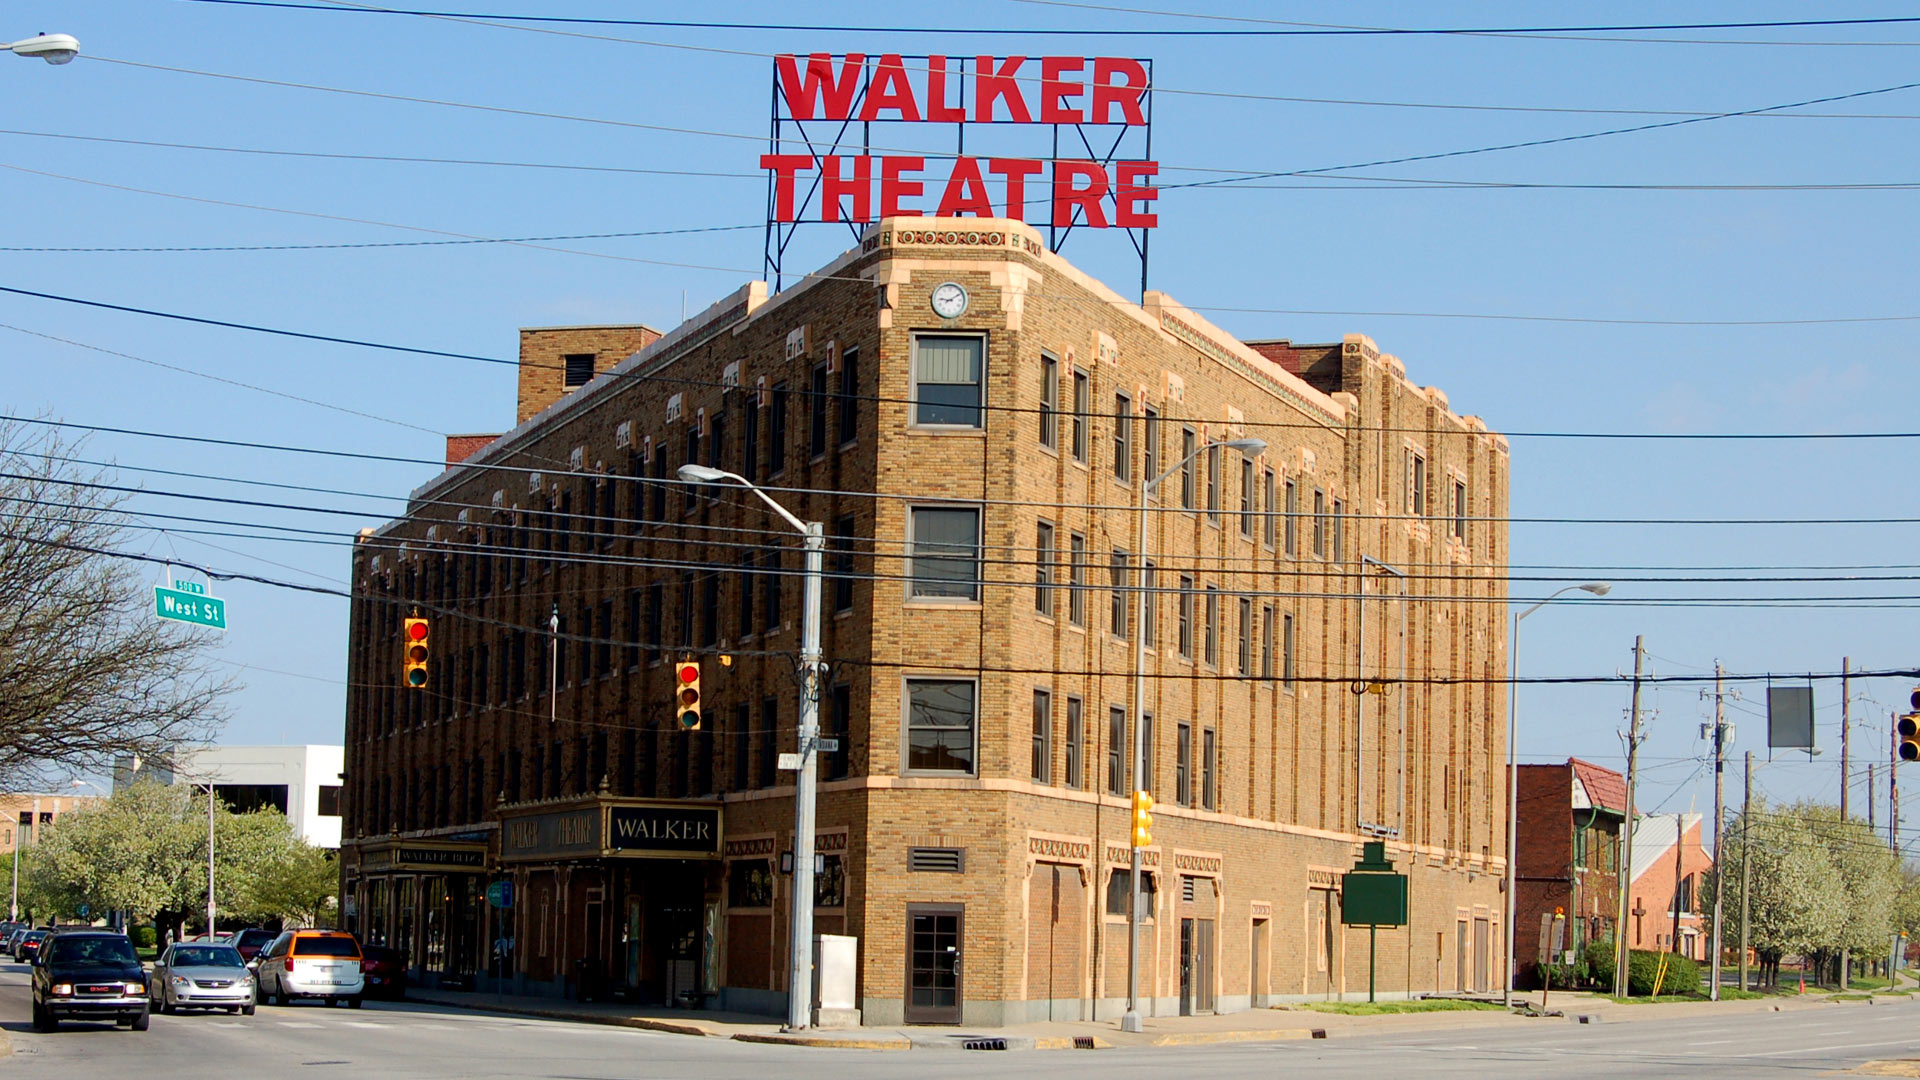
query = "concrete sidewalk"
xmin=399 ymin=985 xmax=1867 ymax=1051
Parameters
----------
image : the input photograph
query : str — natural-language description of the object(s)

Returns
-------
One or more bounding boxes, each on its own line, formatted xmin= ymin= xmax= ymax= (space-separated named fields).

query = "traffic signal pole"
xmin=787 ymin=520 xmax=824 ymax=1032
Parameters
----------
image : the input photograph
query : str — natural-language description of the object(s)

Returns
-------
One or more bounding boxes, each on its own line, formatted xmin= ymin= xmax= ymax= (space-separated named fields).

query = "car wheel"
xmin=130 ymin=1009 xmax=150 ymax=1032
xmin=31 ymin=1000 xmax=54 ymax=1033
xmin=242 ymin=1001 xmax=255 ymax=1017
xmin=348 ymin=996 xmax=363 ymax=1010
xmin=160 ymin=994 xmax=176 ymax=1016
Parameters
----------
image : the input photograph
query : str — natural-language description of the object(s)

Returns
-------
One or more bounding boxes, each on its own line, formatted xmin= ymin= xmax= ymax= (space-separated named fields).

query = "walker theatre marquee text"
xmin=761 ymin=53 xmax=1159 ymax=228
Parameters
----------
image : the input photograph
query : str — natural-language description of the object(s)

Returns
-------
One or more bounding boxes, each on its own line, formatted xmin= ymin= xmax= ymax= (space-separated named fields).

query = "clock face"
xmin=930 ymin=282 xmax=969 ymax=319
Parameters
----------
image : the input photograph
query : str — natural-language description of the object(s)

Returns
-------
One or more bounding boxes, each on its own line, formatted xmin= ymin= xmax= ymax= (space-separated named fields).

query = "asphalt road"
xmin=4 ymin=959 xmax=1916 ymax=1079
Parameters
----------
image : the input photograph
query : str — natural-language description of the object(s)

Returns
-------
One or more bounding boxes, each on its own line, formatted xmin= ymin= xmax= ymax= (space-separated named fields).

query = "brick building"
xmin=1510 ymin=758 xmax=1624 ymax=986
xmin=339 ymin=217 xmax=1512 ymax=1024
xmin=1628 ymin=812 xmax=1712 ymax=961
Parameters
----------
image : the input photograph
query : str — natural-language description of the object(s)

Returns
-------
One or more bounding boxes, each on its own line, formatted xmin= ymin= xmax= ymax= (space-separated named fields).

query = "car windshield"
xmin=292 ymin=936 xmax=360 ymax=958
xmin=45 ymin=936 xmax=137 ymax=964
xmin=170 ymin=946 xmax=244 ymax=968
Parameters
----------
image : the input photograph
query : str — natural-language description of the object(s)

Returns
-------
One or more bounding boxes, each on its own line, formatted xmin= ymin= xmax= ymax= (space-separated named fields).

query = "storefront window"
xmin=814 ymin=854 xmax=845 ymax=908
xmin=728 ymin=860 xmax=773 ymax=908
xmin=394 ymin=877 xmax=417 ymax=962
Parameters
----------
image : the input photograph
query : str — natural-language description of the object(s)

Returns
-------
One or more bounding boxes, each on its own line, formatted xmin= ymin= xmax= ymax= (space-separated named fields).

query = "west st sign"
xmin=762 ymin=53 xmax=1159 ymax=228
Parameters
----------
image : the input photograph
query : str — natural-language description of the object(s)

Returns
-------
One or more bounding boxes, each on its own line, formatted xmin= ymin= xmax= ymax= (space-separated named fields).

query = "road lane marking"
xmin=277 ymin=1021 xmax=323 ymax=1029
xmin=1751 ymin=1038 xmax=1920 ymax=1057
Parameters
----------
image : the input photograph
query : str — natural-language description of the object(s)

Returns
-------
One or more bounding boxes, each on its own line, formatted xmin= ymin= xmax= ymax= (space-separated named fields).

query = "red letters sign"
xmin=761 ymin=54 xmax=1157 ymax=230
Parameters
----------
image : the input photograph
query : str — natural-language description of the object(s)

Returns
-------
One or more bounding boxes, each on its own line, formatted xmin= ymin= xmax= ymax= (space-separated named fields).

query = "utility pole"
xmin=1840 ymin=658 xmax=1851 ymax=821
xmin=1708 ymin=662 xmax=1728 ymax=1000
xmin=1893 ymin=713 xmax=1903 ymax=983
xmin=1669 ymin=813 xmax=1685 ymax=953
xmin=1614 ymin=635 xmax=1646 ymax=998
xmin=1739 ymin=752 xmax=1753 ymax=992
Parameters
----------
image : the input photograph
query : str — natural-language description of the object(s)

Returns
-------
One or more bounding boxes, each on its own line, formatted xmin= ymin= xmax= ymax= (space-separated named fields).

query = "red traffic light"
xmin=402 ymin=616 xmax=430 ymax=690
xmin=677 ymin=663 xmax=700 ymax=684
xmin=407 ymin=620 xmax=429 ymax=642
xmin=674 ymin=661 xmax=702 ymax=730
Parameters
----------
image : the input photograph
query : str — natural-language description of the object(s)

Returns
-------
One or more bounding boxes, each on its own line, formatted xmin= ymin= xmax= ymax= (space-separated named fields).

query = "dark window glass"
xmin=905 ymin=679 xmax=976 ymax=774
xmin=769 ymin=383 xmax=790 ymax=475
xmin=1070 ymin=368 xmax=1089 ymax=462
xmin=827 ymin=683 xmax=851 ymax=780
xmin=1107 ymin=706 xmax=1126 ymax=795
xmin=1038 ymin=353 xmax=1058 ymax=448
xmin=913 ymin=336 xmax=984 ymax=427
xmin=1065 ymin=696 xmax=1084 ymax=789
xmin=832 ymin=514 xmax=856 ymax=613
xmin=838 ymin=348 xmax=860 ymax=445
xmin=1031 ymin=689 xmax=1051 ymax=784
xmin=763 ymin=548 xmax=782 ymax=631
xmin=908 ymin=507 xmax=980 ymax=600
xmin=810 ymin=363 xmax=830 ymax=456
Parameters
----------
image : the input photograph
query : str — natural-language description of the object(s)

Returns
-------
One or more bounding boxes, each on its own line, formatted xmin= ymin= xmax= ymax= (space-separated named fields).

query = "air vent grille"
xmin=908 ymin=847 xmax=964 ymax=873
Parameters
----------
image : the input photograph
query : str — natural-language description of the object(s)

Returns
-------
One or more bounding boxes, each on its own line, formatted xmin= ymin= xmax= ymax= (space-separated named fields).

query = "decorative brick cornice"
xmin=1106 ymin=844 xmax=1160 ymax=868
xmin=1028 ymin=834 xmax=1093 ymax=862
xmin=725 ymin=836 xmax=776 ymax=857
xmin=1173 ymin=850 xmax=1224 ymax=875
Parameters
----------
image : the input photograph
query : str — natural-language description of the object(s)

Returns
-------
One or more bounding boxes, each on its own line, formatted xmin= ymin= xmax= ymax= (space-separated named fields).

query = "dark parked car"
xmin=358 ymin=946 xmax=407 ymax=999
xmin=227 ymin=928 xmax=276 ymax=962
xmin=31 ymin=930 xmax=149 ymax=1032
xmin=17 ymin=929 xmax=49 ymax=963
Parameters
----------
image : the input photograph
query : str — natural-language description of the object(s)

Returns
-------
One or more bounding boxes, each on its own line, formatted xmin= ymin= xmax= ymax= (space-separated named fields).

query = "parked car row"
xmin=6 ymin=926 xmax=49 ymax=962
xmin=24 ymin=926 xmax=400 ymax=1033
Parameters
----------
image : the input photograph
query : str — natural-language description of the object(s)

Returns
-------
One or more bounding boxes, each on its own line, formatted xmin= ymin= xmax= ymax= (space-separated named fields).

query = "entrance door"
xmin=622 ymin=898 xmax=643 ymax=992
xmin=1250 ymin=920 xmax=1269 ymax=1006
xmin=1179 ymin=919 xmax=1194 ymax=1015
xmin=1472 ymin=918 xmax=1490 ymax=993
xmin=1455 ymin=921 xmax=1468 ymax=991
xmin=905 ymin=906 xmax=963 ymax=1024
xmin=1189 ymin=919 xmax=1215 ymax=1013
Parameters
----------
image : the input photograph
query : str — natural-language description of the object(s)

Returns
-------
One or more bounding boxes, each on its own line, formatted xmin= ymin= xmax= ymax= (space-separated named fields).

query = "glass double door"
xmin=905 ymin=906 xmax=963 ymax=1024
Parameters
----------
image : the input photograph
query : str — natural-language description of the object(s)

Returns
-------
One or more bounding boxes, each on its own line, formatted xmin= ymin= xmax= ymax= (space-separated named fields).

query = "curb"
xmin=404 ymin=994 xmax=719 ymax=1038
xmin=1147 ymin=1028 xmax=1316 ymax=1046
xmin=732 ymin=1032 xmax=910 ymax=1050
xmin=0 ymin=1024 xmax=11 ymax=1058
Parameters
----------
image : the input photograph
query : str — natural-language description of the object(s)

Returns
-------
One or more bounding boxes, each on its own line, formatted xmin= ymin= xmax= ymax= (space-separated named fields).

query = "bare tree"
xmin=0 ymin=420 xmax=229 ymax=788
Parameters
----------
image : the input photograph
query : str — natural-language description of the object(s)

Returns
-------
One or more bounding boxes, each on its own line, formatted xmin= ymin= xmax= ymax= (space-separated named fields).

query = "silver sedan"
xmin=150 ymin=942 xmax=257 ymax=1015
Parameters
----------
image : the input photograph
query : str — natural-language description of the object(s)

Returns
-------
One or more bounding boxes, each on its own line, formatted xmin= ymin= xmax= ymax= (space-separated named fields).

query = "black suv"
xmin=31 ymin=930 xmax=149 ymax=1032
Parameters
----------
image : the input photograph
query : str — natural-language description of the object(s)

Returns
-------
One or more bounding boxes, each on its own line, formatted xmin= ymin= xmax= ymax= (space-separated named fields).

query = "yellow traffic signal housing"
xmin=402 ymin=616 xmax=429 ymax=689
xmin=1130 ymin=789 xmax=1154 ymax=848
xmin=1900 ymin=691 xmax=1920 ymax=762
xmin=675 ymin=660 xmax=702 ymax=730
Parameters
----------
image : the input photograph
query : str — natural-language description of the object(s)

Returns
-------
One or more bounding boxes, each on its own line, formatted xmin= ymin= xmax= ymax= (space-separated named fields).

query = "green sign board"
xmin=1340 ymin=841 xmax=1409 ymax=927
xmin=154 ymin=584 xmax=227 ymax=630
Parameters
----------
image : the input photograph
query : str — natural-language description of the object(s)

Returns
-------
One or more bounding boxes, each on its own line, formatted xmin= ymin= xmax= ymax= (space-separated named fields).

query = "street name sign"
xmin=155 ymin=581 xmax=227 ymax=630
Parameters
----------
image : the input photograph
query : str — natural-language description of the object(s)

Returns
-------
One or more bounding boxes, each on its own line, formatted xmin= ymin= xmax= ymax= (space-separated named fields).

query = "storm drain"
xmin=1073 ymin=1036 xmax=1097 ymax=1050
xmin=962 ymin=1038 xmax=1009 ymax=1051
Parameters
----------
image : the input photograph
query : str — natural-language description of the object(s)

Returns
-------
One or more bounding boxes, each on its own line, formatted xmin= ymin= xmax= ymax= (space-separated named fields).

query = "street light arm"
xmin=677 ymin=465 xmax=808 ymax=535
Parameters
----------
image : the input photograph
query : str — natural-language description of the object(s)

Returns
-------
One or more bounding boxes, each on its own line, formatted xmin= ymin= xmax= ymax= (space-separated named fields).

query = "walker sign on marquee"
xmin=761 ymin=53 xmax=1156 ymax=288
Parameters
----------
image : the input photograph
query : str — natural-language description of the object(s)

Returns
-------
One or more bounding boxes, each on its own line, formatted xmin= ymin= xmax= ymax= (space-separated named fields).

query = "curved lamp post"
xmin=1120 ymin=435 xmax=1264 ymax=1032
xmin=678 ymin=463 xmax=824 ymax=1031
xmin=1503 ymin=581 xmax=1610 ymax=1007
xmin=5 ymin=34 xmax=80 ymax=64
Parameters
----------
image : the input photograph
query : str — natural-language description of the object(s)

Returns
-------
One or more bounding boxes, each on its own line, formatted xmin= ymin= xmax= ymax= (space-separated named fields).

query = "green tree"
xmin=242 ymin=841 xmax=338 ymax=927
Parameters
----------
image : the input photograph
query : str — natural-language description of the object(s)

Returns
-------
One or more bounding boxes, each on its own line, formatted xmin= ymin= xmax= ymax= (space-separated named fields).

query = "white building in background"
xmin=115 ymin=745 xmax=344 ymax=849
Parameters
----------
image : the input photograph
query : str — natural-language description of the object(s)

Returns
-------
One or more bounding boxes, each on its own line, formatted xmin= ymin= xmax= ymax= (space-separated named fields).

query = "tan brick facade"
xmin=340 ymin=218 xmax=1511 ymax=1024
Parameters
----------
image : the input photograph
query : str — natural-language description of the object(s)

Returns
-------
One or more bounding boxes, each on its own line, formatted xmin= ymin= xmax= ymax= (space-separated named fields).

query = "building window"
xmin=563 ymin=353 xmax=595 ymax=388
xmin=1260 ymin=605 xmax=1274 ymax=679
xmin=1238 ymin=596 xmax=1252 ymax=674
xmin=1068 ymin=532 xmax=1087 ymax=626
xmin=759 ymin=697 xmax=778 ymax=788
xmin=762 ymin=548 xmax=782 ymax=631
xmin=677 ymin=574 xmax=694 ymax=649
xmin=1177 ymin=575 xmax=1194 ymax=658
xmin=1332 ymin=498 xmax=1346 ymax=562
xmin=708 ymin=411 xmax=726 ymax=475
xmin=1406 ymin=449 xmax=1427 ymax=516
xmin=1203 ymin=585 xmax=1219 ymax=667
xmin=1109 ymin=549 xmax=1129 ymax=640
xmin=838 ymin=347 xmax=860 ymax=445
xmin=1113 ymin=392 xmax=1132 ymax=482
xmin=683 ymin=428 xmax=702 ymax=516
xmin=1065 ymin=696 xmax=1084 ymax=789
xmin=810 ymin=361 xmax=831 ymax=457
xmin=1262 ymin=468 xmax=1277 ymax=548
xmin=832 ymin=514 xmax=856 ymax=613
xmin=826 ymin=683 xmax=851 ymax=780
xmin=1201 ymin=728 xmax=1216 ymax=810
xmin=651 ymin=451 xmax=668 ymax=523
xmin=1107 ymin=705 xmax=1126 ymax=795
xmin=699 ymin=579 xmax=719 ymax=648
xmin=626 ymin=589 xmax=643 ymax=670
xmin=1312 ymin=489 xmax=1328 ymax=557
xmin=768 ymin=382 xmax=790 ymax=475
xmin=1240 ymin=458 xmax=1255 ymax=538
xmin=1139 ymin=712 xmax=1154 ymax=792
xmin=905 ymin=678 xmax=976 ymax=775
xmin=1143 ymin=406 xmax=1160 ymax=489
xmin=645 ymin=583 xmax=663 ymax=664
xmin=1035 ymin=521 xmax=1056 ymax=617
xmin=1031 ymin=689 xmax=1052 ymax=784
xmin=1070 ymin=367 xmax=1090 ymax=463
xmin=1175 ymin=723 xmax=1192 ymax=806
xmin=1205 ymin=442 xmax=1221 ymax=523
xmin=908 ymin=506 xmax=981 ymax=601
xmin=1038 ymin=352 xmax=1059 ymax=449
xmin=1106 ymin=869 xmax=1157 ymax=916
xmin=1452 ymin=478 xmax=1469 ymax=542
xmin=912 ymin=334 xmax=984 ymax=427
xmin=743 ymin=404 xmax=760 ymax=483
xmin=1180 ymin=428 xmax=1197 ymax=509
xmin=1282 ymin=612 xmax=1296 ymax=689
xmin=736 ymin=555 xmax=755 ymax=638
xmin=1283 ymin=479 xmax=1298 ymax=556
xmin=1141 ymin=560 xmax=1157 ymax=649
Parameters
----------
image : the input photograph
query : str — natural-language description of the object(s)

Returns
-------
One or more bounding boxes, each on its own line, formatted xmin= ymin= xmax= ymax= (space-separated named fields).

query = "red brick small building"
xmin=1511 ymin=759 xmax=1624 ymax=986
xmin=1628 ymin=812 xmax=1712 ymax=961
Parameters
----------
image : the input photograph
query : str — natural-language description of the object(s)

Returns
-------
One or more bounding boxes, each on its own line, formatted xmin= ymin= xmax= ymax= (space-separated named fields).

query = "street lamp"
xmin=1502 ymin=581 xmax=1610 ymax=1008
xmin=4 ymin=34 xmax=80 ymax=64
xmin=678 ymin=463 xmax=824 ymax=1031
xmin=1121 ymin=435 xmax=1264 ymax=1032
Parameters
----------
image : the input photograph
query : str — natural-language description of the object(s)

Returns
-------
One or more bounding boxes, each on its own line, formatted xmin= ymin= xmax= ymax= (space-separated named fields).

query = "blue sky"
xmin=7 ymin=2 xmax=1918 ymax=829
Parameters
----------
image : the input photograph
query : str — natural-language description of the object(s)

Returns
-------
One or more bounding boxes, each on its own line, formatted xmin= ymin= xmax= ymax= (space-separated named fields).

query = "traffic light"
xmin=1900 ymin=689 xmax=1920 ymax=762
xmin=675 ymin=660 xmax=702 ymax=730
xmin=1130 ymin=789 xmax=1154 ymax=848
xmin=402 ymin=616 xmax=429 ymax=689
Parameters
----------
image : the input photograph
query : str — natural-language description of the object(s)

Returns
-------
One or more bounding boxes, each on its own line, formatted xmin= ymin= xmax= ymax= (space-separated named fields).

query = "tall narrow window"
xmin=1262 ymin=468 xmax=1277 ymax=547
xmin=626 ymin=588 xmax=643 ymax=670
xmin=1180 ymin=427 xmax=1197 ymax=509
xmin=826 ymin=683 xmax=851 ymax=780
xmin=1031 ymin=689 xmax=1052 ymax=784
xmin=1177 ymin=575 xmax=1194 ymax=658
xmin=1203 ymin=585 xmax=1219 ymax=666
xmin=1141 ymin=560 xmax=1158 ymax=649
xmin=1406 ymin=450 xmax=1428 ymax=516
xmin=1452 ymin=478 xmax=1469 ymax=542
xmin=1065 ymin=696 xmax=1084 ymax=789
xmin=1240 ymin=458 xmax=1255 ymax=537
xmin=1332 ymin=498 xmax=1347 ymax=562
xmin=838 ymin=347 xmax=860 ymax=445
xmin=1206 ymin=443 xmax=1221 ymax=523
xmin=1201 ymin=728 xmax=1216 ymax=810
xmin=743 ymin=404 xmax=760 ymax=483
xmin=1070 ymin=368 xmax=1090 ymax=463
xmin=683 ymin=428 xmax=701 ymax=516
xmin=1238 ymin=596 xmax=1252 ymax=673
xmin=651 ymin=450 xmax=668 ymax=523
xmin=768 ymin=382 xmax=790 ymax=475
xmin=732 ymin=703 xmax=751 ymax=791
xmin=1113 ymin=392 xmax=1132 ymax=482
xmin=1109 ymin=549 xmax=1129 ymax=640
xmin=645 ymin=582 xmax=663 ymax=664
xmin=912 ymin=335 xmax=984 ymax=427
xmin=762 ymin=548 xmax=782 ymax=631
xmin=1282 ymin=612 xmax=1296 ymax=689
xmin=832 ymin=514 xmax=856 ymax=613
xmin=700 ymin=576 xmax=719 ymax=648
xmin=809 ymin=362 xmax=830 ymax=457
xmin=1176 ymin=723 xmax=1192 ymax=806
xmin=908 ymin=506 xmax=981 ymax=601
xmin=737 ymin=555 xmax=755 ymax=637
xmin=1139 ymin=712 xmax=1155 ymax=793
xmin=1312 ymin=489 xmax=1328 ymax=557
xmin=1283 ymin=479 xmax=1298 ymax=556
xmin=678 ymin=572 xmax=694 ymax=649
xmin=759 ymin=697 xmax=778 ymax=788
xmin=707 ymin=411 xmax=726 ymax=474
xmin=1107 ymin=706 xmax=1127 ymax=795
xmin=1143 ymin=406 xmax=1160 ymax=488
xmin=1260 ymin=605 xmax=1275 ymax=679
xmin=1038 ymin=352 xmax=1059 ymax=449
xmin=1068 ymin=532 xmax=1087 ymax=626
xmin=1035 ymin=521 xmax=1056 ymax=616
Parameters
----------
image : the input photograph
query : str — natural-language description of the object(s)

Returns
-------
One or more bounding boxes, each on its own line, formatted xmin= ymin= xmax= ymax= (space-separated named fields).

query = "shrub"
xmin=129 ymin=924 xmax=157 ymax=949
xmin=1588 ymin=939 xmax=1700 ymax=996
